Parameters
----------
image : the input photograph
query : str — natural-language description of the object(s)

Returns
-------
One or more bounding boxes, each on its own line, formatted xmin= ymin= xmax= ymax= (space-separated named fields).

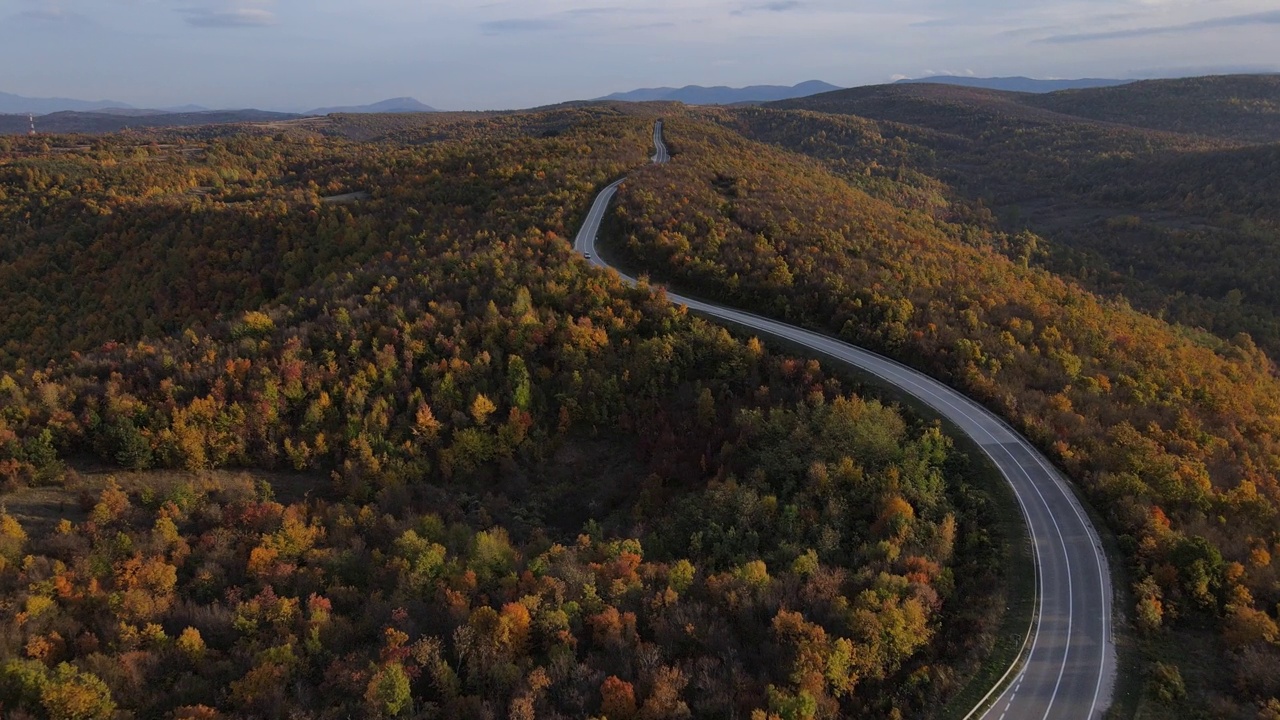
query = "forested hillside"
xmin=0 ymin=110 xmax=659 ymax=367
xmin=0 ymin=111 xmax=1011 ymax=718
xmin=608 ymin=116 xmax=1280 ymax=718
xmin=765 ymin=76 xmax=1280 ymax=361
xmin=1022 ymin=75 xmax=1280 ymax=143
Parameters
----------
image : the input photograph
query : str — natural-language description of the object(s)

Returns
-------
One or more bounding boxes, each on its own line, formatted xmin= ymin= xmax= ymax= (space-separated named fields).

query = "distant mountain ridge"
xmin=0 ymin=96 xmax=442 ymax=135
xmin=600 ymin=81 xmax=842 ymax=105
xmin=2 ymin=91 xmax=437 ymax=117
xmin=1 ymin=109 xmax=303 ymax=135
xmin=306 ymin=97 xmax=437 ymax=115
xmin=895 ymin=76 xmax=1132 ymax=93
xmin=0 ymin=91 xmax=134 ymax=114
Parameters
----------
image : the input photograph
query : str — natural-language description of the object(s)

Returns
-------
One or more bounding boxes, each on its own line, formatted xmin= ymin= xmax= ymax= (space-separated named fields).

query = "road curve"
xmin=575 ymin=120 xmax=1116 ymax=719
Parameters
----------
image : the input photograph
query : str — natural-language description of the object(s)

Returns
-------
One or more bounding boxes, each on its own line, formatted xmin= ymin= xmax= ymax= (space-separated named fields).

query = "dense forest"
xmin=0 ymin=110 xmax=1017 ymax=717
xmin=3 ymin=74 xmax=1279 ymax=718
xmin=606 ymin=109 xmax=1280 ymax=717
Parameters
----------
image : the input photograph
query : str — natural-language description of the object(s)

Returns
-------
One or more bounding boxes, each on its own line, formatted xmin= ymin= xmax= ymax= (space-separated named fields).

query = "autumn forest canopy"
xmin=0 ymin=74 xmax=1279 ymax=719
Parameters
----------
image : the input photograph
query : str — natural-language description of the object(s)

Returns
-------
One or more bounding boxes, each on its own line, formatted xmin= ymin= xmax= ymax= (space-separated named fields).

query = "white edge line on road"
xmin=1022 ymin=448 xmax=1112 ymax=719
xmin=579 ymin=120 xmax=1112 ymax=720
xmin=727 ymin=316 xmax=1069 ymax=720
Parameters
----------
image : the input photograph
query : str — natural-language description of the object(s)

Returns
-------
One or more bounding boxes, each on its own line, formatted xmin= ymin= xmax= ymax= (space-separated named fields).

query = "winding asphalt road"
xmin=574 ymin=120 xmax=1116 ymax=719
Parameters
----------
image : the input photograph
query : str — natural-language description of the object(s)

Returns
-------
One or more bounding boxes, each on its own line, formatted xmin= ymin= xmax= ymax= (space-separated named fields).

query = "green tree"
xmin=40 ymin=663 xmax=116 ymax=720
xmin=0 ymin=658 xmax=48 ymax=712
xmin=365 ymin=663 xmax=412 ymax=717
xmin=508 ymin=355 xmax=532 ymax=411
xmin=108 ymin=417 xmax=153 ymax=470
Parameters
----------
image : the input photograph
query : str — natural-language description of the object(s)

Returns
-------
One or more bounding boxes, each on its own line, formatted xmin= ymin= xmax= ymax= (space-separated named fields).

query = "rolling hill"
xmin=770 ymin=82 xmax=1093 ymax=132
xmin=777 ymin=73 xmax=1280 ymax=143
xmin=1020 ymin=74 xmax=1280 ymax=142
xmin=600 ymin=80 xmax=841 ymax=105
xmin=894 ymin=75 xmax=1131 ymax=93
xmin=608 ymin=111 xmax=1280 ymax=719
xmin=762 ymin=75 xmax=1280 ymax=357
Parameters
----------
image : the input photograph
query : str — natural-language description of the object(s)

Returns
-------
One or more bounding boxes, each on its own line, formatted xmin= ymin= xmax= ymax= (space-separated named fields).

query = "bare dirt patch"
xmin=1 ymin=467 xmax=328 ymax=538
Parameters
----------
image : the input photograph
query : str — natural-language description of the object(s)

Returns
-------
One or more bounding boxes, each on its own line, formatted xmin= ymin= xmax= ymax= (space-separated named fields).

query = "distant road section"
xmin=651 ymin=120 xmax=670 ymax=163
xmin=575 ymin=121 xmax=1116 ymax=719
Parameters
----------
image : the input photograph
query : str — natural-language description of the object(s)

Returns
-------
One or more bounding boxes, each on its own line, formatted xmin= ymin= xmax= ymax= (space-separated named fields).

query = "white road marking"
xmin=579 ymin=120 xmax=1112 ymax=720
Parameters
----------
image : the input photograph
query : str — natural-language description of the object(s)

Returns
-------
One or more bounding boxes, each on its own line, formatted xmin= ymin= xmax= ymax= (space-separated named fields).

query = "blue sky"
xmin=2 ymin=0 xmax=1277 ymax=110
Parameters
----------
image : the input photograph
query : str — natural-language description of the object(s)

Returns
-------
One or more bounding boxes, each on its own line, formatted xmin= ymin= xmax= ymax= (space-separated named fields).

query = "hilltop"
xmin=775 ymin=73 xmax=1280 ymax=143
xmin=1021 ymin=74 xmax=1280 ymax=142
xmin=895 ymin=75 xmax=1131 ymax=93
xmin=770 ymin=82 xmax=1094 ymax=132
